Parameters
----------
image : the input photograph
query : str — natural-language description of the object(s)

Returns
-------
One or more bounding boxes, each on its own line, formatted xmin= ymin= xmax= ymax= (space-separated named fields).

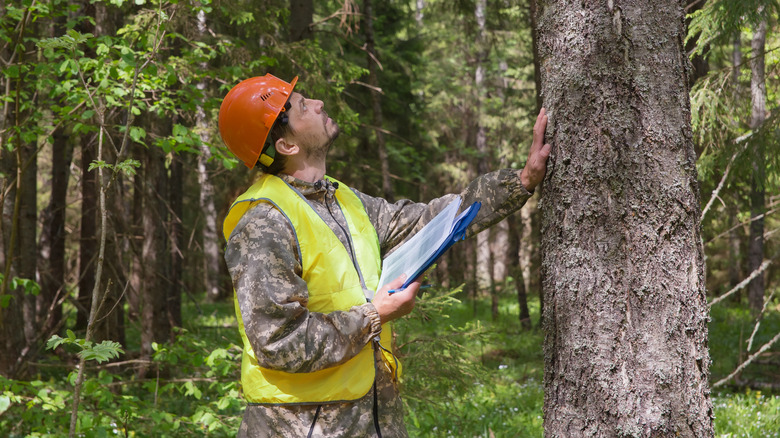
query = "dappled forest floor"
xmin=2 ymin=291 xmax=778 ymax=437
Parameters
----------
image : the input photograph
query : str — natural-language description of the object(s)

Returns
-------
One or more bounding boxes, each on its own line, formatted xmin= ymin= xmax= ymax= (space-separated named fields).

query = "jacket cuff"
xmin=363 ymin=303 xmax=383 ymax=339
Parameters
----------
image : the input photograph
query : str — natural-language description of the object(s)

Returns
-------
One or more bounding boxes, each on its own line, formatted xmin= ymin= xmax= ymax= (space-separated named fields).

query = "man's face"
xmin=283 ymin=92 xmax=340 ymax=161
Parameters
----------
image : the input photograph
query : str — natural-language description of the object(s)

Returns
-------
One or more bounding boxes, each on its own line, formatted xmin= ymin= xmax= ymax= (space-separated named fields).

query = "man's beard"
xmin=306 ymin=125 xmax=340 ymax=161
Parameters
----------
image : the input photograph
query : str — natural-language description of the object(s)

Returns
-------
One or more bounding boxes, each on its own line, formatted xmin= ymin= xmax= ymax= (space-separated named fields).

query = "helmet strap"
xmin=258 ymin=101 xmax=292 ymax=168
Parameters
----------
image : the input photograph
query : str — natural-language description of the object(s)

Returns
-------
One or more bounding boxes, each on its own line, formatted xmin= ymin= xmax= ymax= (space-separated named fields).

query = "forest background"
xmin=0 ymin=0 xmax=779 ymax=436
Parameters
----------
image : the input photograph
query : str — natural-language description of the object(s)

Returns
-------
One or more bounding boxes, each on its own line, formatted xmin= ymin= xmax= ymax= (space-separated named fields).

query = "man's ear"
xmin=275 ymin=136 xmax=299 ymax=157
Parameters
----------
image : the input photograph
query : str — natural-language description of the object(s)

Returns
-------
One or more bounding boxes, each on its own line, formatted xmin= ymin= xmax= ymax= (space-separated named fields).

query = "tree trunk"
xmin=747 ymin=18 xmax=767 ymax=313
xmin=510 ymin=215 xmax=532 ymax=330
xmin=519 ymin=198 xmax=536 ymax=323
xmin=38 ymin=128 xmax=73 ymax=336
xmin=169 ymin=153 xmax=183 ymax=328
xmin=18 ymin=127 xmax=37 ymax=352
xmin=140 ymin=122 xmax=173 ymax=368
xmin=726 ymin=202 xmax=743 ymax=295
xmin=529 ymin=0 xmax=544 ymax=327
xmin=289 ymin=0 xmax=313 ymax=42
xmin=128 ymin=144 xmax=144 ymax=321
xmin=0 ymin=35 xmax=24 ymax=375
xmin=474 ymin=0 xmax=492 ymax=300
xmin=529 ymin=0 xmax=543 ymax=113
xmin=364 ymin=0 xmax=394 ymax=201
xmin=537 ymin=1 xmax=714 ymax=436
xmin=732 ymin=33 xmax=742 ymax=94
xmin=77 ymin=139 xmax=98 ymax=333
xmin=491 ymin=219 xmax=510 ymax=299
xmin=195 ymin=9 xmax=222 ymax=302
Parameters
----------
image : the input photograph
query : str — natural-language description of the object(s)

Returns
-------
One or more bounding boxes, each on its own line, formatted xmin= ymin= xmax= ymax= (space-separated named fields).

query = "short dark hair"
xmin=258 ymin=114 xmax=291 ymax=174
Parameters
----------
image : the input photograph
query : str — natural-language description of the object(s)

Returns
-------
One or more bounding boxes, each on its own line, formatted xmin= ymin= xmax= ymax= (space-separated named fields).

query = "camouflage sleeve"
xmin=356 ymin=168 xmax=532 ymax=254
xmin=225 ymin=202 xmax=381 ymax=373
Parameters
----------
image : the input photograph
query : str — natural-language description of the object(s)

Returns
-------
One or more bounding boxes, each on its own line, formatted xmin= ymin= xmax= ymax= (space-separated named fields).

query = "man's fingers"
xmin=540 ymin=143 xmax=551 ymax=159
xmin=532 ymin=109 xmax=548 ymax=151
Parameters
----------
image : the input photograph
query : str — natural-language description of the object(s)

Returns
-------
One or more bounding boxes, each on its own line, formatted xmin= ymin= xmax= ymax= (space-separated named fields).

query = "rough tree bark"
xmin=536 ymin=1 xmax=713 ymax=436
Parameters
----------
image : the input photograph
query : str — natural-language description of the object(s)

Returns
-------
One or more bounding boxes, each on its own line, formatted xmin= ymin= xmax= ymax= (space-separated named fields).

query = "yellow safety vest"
xmin=223 ymin=174 xmax=398 ymax=404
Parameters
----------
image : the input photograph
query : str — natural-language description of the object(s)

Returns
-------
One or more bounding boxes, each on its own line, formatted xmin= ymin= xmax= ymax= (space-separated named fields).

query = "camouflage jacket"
xmin=225 ymin=169 xmax=532 ymax=438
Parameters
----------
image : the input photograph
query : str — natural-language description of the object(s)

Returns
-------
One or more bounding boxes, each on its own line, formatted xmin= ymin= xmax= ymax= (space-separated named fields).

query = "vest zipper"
xmin=325 ymin=189 xmax=369 ymax=292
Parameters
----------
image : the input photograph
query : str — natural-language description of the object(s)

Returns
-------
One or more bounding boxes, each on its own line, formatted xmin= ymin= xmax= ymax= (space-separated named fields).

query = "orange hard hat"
xmin=219 ymin=74 xmax=298 ymax=169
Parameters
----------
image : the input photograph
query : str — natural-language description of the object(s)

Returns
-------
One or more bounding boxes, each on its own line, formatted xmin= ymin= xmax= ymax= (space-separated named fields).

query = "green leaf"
xmin=216 ymin=396 xmax=230 ymax=410
xmin=184 ymin=381 xmax=202 ymax=400
xmin=4 ymin=65 xmax=20 ymax=79
xmin=159 ymin=139 xmax=173 ymax=154
xmin=21 ymin=130 xmax=37 ymax=143
xmin=59 ymin=59 xmax=75 ymax=74
xmin=79 ymin=340 xmax=123 ymax=364
xmin=172 ymin=124 xmax=188 ymax=137
xmin=129 ymin=126 xmax=146 ymax=143
xmin=115 ymin=159 xmax=141 ymax=177
xmin=14 ymin=278 xmax=40 ymax=296
xmin=47 ymin=334 xmax=67 ymax=350
xmin=0 ymin=395 xmax=10 ymax=415
xmin=221 ymin=157 xmax=237 ymax=170
xmin=206 ymin=348 xmax=228 ymax=367
xmin=88 ymin=160 xmax=111 ymax=172
xmin=66 ymin=29 xmax=93 ymax=44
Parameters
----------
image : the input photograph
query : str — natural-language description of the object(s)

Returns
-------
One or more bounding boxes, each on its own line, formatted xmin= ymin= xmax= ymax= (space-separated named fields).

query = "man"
xmin=220 ymin=74 xmax=551 ymax=437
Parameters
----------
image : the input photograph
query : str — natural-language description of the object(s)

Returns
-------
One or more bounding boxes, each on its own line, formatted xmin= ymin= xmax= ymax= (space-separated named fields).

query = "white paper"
xmin=374 ymin=197 xmax=462 ymax=295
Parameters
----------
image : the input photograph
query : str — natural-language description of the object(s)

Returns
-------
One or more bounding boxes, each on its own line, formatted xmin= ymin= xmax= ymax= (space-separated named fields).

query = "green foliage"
xmin=47 ymin=330 xmax=124 ymax=364
xmin=708 ymin=302 xmax=780 ymax=384
xmin=396 ymin=288 xmax=545 ymax=437
xmin=2 ymin=0 xmax=779 ymax=436
xmin=88 ymin=158 xmax=141 ymax=177
xmin=1 ymin=293 xmax=778 ymax=436
xmin=687 ymin=0 xmax=780 ymax=57
xmin=2 ymin=328 xmax=242 ymax=437
xmin=0 ymin=276 xmax=41 ymax=307
xmin=713 ymin=390 xmax=780 ymax=437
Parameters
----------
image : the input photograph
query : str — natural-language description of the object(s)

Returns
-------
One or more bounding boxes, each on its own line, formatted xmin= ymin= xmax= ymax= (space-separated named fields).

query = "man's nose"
xmin=313 ymin=100 xmax=324 ymax=113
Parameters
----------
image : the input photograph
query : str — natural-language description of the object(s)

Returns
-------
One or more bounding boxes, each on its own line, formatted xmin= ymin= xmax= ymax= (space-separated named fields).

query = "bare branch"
xmin=713 ymin=330 xmax=780 ymax=388
xmin=746 ymin=288 xmax=777 ymax=351
xmin=709 ymin=254 xmax=777 ymax=307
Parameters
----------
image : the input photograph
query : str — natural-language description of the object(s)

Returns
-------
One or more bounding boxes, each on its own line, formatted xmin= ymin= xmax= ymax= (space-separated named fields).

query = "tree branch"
xmin=713 ymin=330 xmax=780 ymax=388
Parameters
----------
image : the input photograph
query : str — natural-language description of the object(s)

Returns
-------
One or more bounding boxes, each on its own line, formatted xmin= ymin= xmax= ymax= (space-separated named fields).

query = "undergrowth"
xmin=1 ymin=291 xmax=778 ymax=436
